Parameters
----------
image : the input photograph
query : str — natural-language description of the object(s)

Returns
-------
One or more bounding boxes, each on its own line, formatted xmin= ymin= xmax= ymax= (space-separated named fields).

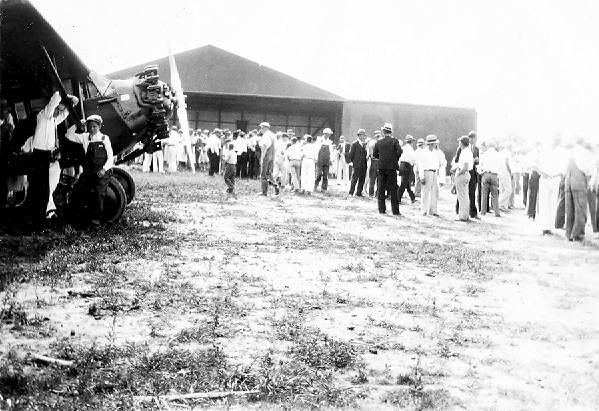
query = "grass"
xmin=0 ymin=170 xmax=538 ymax=409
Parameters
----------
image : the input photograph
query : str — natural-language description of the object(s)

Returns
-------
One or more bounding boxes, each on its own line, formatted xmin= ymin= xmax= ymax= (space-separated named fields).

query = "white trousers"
xmin=301 ymin=159 xmax=315 ymax=192
xmin=142 ymin=153 xmax=152 ymax=172
xmin=537 ymin=175 xmax=561 ymax=231
xmin=499 ymin=170 xmax=513 ymax=209
xmin=152 ymin=150 xmax=164 ymax=173
xmin=47 ymin=161 xmax=61 ymax=213
xmin=421 ymin=170 xmax=439 ymax=215
xmin=337 ymin=156 xmax=349 ymax=181
xmin=165 ymin=146 xmax=178 ymax=172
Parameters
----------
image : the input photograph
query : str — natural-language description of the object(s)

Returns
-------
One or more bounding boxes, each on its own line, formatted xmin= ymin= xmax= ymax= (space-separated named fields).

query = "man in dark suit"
xmin=348 ymin=129 xmax=368 ymax=196
xmin=468 ymin=131 xmax=480 ymax=218
xmin=373 ymin=123 xmax=402 ymax=215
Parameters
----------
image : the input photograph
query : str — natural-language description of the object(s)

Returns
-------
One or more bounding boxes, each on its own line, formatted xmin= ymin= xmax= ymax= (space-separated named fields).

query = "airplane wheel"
xmin=102 ymin=177 xmax=127 ymax=224
xmin=111 ymin=167 xmax=135 ymax=204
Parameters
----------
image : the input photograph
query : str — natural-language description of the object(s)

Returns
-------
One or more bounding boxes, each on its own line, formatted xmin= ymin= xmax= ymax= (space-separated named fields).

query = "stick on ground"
xmin=134 ymin=390 xmax=260 ymax=402
xmin=29 ymin=353 xmax=74 ymax=367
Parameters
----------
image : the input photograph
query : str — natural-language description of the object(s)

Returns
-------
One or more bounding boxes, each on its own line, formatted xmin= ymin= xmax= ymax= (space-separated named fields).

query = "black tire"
xmin=111 ymin=167 xmax=135 ymax=204
xmin=102 ymin=177 xmax=127 ymax=224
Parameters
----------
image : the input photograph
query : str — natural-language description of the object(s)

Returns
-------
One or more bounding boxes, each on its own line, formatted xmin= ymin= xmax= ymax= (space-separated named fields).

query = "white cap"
xmin=323 ymin=127 xmax=333 ymax=134
xmin=86 ymin=114 xmax=103 ymax=126
xmin=259 ymin=122 xmax=270 ymax=128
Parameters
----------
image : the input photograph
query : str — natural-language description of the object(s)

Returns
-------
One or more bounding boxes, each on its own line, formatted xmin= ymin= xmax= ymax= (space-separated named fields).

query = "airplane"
xmin=0 ymin=0 xmax=176 ymax=224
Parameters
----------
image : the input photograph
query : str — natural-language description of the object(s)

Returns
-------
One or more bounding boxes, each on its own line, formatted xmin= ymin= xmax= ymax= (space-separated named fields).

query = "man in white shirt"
xmin=285 ymin=136 xmax=303 ymax=192
xmin=536 ymin=140 xmax=566 ymax=234
xmin=564 ymin=141 xmax=596 ymax=241
xmin=233 ymin=130 xmax=248 ymax=178
xmin=28 ymin=91 xmax=78 ymax=227
xmin=398 ymin=135 xmax=417 ymax=204
xmin=413 ymin=138 xmax=426 ymax=197
xmin=259 ymin=122 xmax=279 ymax=196
xmin=206 ymin=129 xmax=222 ymax=176
xmin=478 ymin=142 xmax=502 ymax=217
xmin=453 ymin=136 xmax=474 ymax=221
xmin=419 ymin=135 xmax=442 ymax=216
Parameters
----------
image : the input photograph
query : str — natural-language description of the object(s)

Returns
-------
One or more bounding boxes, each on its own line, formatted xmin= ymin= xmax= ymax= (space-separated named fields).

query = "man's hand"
xmin=97 ymin=169 xmax=106 ymax=178
xmin=76 ymin=119 xmax=86 ymax=133
xmin=67 ymin=94 xmax=79 ymax=106
xmin=421 ymin=178 xmax=426 ymax=185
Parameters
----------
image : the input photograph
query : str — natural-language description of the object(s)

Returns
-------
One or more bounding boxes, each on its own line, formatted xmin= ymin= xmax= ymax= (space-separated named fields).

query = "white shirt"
xmin=275 ymin=139 xmax=288 ymax=161
xmin=418 ymin=148 xmax=441 ymax=178
xmin=302 ymin=143 xmax=317 ymax=161
xmin=478 ymin=147 xmax=503 ymax=174
xmin=260 ymin=130 xmax=276 ymax=152
xmin=455 ymin=145 xmax=473 ymax=172
xmin=233 ymin=137 xmax=248 ymax=154
xmin=399 ymin=144 xmax=416 ymax=166
xmin=206 ymin=134 xmax=221 ymax=153
xmin=286 ymin=143 xmax=303 ymax=161
xmin=66 ymin=125 xmax=114 ymax=170
xmin=33 ymin=91 xmax=69 ymax=151
xmin=571 ymin=145 xmax=596 ymax=178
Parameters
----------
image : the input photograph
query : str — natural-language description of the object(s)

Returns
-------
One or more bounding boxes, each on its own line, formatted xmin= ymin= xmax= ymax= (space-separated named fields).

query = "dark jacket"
xmin=317 ymin=142 xmax=331 ymax=166
xmin=373 ymin=136 xmax=402 ymax=170
xmin=348 ymin=140 xmax=367 ymax=169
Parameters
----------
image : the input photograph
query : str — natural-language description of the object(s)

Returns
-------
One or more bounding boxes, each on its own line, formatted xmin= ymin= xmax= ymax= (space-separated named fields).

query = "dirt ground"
xmin=1 ymin=168 xmax=598 ymax=410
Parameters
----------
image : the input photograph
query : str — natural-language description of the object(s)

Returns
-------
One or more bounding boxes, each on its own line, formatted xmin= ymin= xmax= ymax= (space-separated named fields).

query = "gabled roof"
xmin=109 ymin=44 xmax=344 ymax=102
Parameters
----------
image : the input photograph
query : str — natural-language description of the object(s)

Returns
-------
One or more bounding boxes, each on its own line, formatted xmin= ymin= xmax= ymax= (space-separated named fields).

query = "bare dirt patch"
xmin=1 ymin=169 xmax=598 ymax=410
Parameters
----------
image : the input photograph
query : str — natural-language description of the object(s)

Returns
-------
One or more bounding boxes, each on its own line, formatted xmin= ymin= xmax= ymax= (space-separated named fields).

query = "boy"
xmin=65 ymin=115 xmax=113 ymax=226
xmin=223 ymin=142 xmax=237 ymax=195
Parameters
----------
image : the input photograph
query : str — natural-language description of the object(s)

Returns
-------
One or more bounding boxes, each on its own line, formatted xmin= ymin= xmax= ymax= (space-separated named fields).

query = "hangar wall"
xmin=341 ymin=100 xmax=477 ymax=160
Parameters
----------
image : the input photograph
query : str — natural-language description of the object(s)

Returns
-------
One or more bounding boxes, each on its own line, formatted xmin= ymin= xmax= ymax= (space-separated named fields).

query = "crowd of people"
xmin=2 ymin=92 xmax=598 ymax=242
xmin=139 ymin=120 xmax=599 ymax=242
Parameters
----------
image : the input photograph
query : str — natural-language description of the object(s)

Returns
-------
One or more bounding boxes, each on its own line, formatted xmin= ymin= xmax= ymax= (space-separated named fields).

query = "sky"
xmin=32 ymin=0 xmax=599 ymax=143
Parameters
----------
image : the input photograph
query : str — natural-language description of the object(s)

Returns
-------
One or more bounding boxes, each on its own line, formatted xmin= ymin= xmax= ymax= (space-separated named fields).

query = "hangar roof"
xmin=109 ymin=45 xmax=345 ymax=102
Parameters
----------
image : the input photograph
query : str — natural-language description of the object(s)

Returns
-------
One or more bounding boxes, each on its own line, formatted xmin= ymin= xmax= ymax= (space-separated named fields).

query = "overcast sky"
xmin=32 ymin=0 xmax=599 ymax=142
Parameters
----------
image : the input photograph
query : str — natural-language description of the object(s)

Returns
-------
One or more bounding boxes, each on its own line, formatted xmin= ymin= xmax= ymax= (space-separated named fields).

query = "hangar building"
xmin=110 ymin=45 xmax=476 ymax=159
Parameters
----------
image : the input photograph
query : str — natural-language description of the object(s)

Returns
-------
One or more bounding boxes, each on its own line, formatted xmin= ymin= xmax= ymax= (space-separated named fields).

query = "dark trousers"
xmin=224 ymin=163 xmax=236 ymax=193
xmin=315 ymin=164 xmax=329 ymax=191
xmin=527 ymin=171 xmax=540 ymax=219
xmin=522 ymin=172 xmax=530 ymax=206
xmin=236 ymin=152 xmax=248 ymax=178
xmin=208 ymin=151 xmax=219 ymax=176
xmin=254 ymin=147 xmax=261 ymax=178
xmin=349 ymin=167 xmax=366 ymax=196
xmin=261 ymin=157 xmax=278 ymax=195
xmin=377 ymin=169 xmax=399 ymax=214
xmin=248 ymin=151 xmax=256 ymax=178
xmin=27 ymin=149 xmax=52 ymax=225
xmin=555 ymin=176 xmax=565 ymax=229
xmin=398 ymin=163 xmax=415 ymax=202
xmin=368 ymin=159 xmax=379 ymax=196
xmin=76 ymin=172 xmax=109 ymax=222
xmin=565 ymin=188 xmax=588 ymax=240
xmin=468 ymin=170 xmax=478 ymax=217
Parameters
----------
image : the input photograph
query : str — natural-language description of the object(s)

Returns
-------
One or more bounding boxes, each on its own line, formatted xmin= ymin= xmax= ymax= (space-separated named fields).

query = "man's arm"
xmin=42 ymin=91 xmax=62 ymax=119
xmin=372 ymin=142 xmax=379 ymax=160
xmin=348 ymin=142 xmax=356 ymax=163
xmin=102 ymin=136 xmax=114 ymax=171
xmin=65 ymin=124 xmax=85 ymax=144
